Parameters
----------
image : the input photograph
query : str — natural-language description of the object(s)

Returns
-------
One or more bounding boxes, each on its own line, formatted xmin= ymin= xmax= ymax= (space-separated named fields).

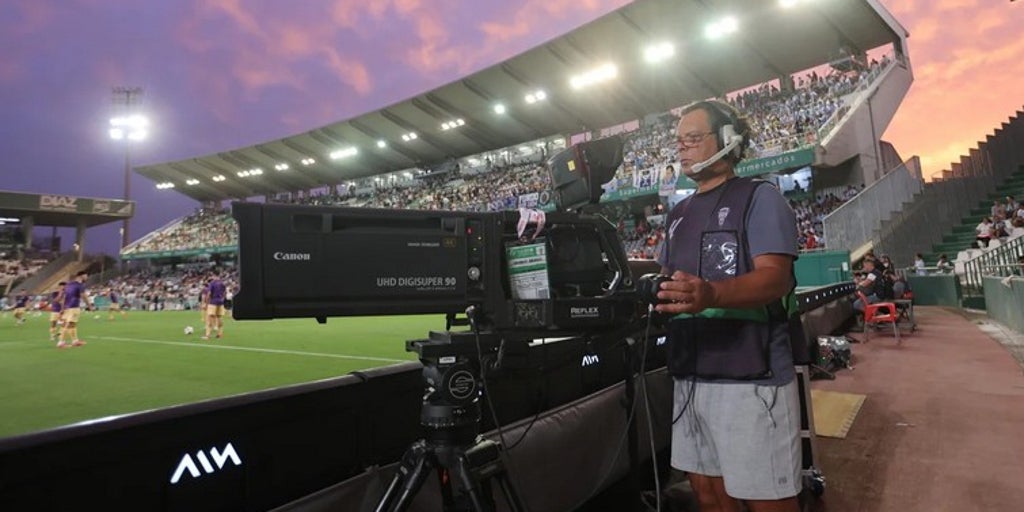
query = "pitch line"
xmin=95 ymin=336 xmax=407 ymax=363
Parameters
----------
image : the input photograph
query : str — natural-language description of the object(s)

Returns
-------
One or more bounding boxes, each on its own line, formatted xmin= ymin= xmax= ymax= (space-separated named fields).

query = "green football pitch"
xmin=0 ymin=310 xmax=444 ymax=439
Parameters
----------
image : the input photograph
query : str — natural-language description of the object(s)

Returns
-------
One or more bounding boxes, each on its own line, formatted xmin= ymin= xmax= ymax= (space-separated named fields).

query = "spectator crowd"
xmin=126 ymin=60 xmax=890 ymax=258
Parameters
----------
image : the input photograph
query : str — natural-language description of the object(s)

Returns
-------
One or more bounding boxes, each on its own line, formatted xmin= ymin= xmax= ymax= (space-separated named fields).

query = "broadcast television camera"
xmin=229 ymin=136 xmax=676 ymax=511
xmin=232 ymin=135 xmax=663 ymax=336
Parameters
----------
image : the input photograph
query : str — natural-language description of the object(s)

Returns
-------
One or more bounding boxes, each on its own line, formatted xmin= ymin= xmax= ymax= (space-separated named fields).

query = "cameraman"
xmin=655 ymin=100 xmax=802 ymax=512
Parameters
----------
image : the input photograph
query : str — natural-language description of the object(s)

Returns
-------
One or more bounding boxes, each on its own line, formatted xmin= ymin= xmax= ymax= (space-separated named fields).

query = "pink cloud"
xmin=175 ymin=0 xmax=375 ymax=112
xmin=403 ymin=0 xmax=629 ymax=75
xmin=0 ymin=60 xmax=23 ymax=83
xmin=8 ymin=2 xmax=56 ymax=37
xmin=881 ymin=0 xmax=1024 ymax=176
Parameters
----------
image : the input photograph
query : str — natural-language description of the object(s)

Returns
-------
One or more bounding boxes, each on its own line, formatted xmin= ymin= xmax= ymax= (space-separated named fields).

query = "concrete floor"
xmin=811 ymin=306 xmax=1024 ymax=512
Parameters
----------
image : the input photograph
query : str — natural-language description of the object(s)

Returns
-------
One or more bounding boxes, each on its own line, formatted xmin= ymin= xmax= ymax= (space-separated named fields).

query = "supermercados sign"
xmin=735 ymin=147 xmax=815 ymax=178
xmin=596 ymin=146 xmax=817 ymax=202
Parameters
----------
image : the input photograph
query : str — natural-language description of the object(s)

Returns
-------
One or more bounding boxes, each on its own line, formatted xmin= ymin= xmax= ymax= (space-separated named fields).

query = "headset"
xmin=687 ymin=100 xmax=747 ymax=175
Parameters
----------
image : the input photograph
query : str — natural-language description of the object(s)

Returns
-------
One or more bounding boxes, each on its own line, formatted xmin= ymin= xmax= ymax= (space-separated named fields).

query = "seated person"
xmin=884 ymin=269 xmax=909 ymax=300
xmin=853 ymin=258 xmax=886 ymax=313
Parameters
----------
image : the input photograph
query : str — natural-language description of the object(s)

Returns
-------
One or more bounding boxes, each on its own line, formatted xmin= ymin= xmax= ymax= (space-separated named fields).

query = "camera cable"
xmin=565 ymin=308 xmax=656 ymax=512
xmin=468 ymin=311 xmax=534 ymax=512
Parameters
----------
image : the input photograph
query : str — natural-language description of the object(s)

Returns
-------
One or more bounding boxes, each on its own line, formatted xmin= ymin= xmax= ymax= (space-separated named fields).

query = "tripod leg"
xmin=454 ymin=454 xmax=496 ymax=512
xmin=494 ymin=472 xmax=527 ymax=512
xmin=375 ymin=440 xmax=434 ymax=512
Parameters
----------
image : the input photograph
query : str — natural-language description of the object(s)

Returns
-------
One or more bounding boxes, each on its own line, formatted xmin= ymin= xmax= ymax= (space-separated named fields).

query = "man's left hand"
xmin=654 ymin=271 xmax=717 ymax=314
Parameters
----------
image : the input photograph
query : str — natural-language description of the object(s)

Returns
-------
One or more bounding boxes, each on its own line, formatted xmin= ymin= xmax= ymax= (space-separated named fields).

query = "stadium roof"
xmin=138 ymin=0 xmax=908 ymax=202
xmin=0 ymin=190 xmax=134 ymax=227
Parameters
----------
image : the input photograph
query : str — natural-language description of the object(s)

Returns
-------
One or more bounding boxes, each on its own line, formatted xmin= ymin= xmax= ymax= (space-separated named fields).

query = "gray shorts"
xmin=670 ymin=378 xmax=802 ymax=500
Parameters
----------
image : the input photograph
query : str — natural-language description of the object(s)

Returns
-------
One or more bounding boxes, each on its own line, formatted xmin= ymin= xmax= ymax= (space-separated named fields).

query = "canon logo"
xmin=273 ymin=252 xmax=311 ymax=261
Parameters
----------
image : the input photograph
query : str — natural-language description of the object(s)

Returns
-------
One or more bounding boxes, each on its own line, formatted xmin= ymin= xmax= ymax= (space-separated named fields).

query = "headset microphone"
xmin=688 ymin=132 xmax=743 ymax=175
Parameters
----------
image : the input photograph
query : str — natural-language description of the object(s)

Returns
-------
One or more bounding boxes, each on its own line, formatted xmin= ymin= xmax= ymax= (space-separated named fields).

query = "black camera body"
xmin=231 ymin=203 xmax=644 ymax=337
xmin=636 ymin=273 xmax=672 ymax=305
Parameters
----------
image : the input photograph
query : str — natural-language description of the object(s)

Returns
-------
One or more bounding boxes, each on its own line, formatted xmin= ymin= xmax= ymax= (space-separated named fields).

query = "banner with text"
xmin=0 ymin=191 xmax=135 ymax=217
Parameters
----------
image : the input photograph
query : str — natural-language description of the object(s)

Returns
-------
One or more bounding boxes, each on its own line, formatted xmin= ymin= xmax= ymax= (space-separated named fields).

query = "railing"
xmin=963 ymin=235 xmax=1024 ymax=297
xmin=817 ymin=53 xmax=901 ymax=146
xmin=823 ymin=156 xmax=923 ymax=256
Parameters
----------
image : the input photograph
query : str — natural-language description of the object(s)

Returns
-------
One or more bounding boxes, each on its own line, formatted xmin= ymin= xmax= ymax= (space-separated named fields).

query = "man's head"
xmin=58 ymin=281 xmax=66 ymax=288
xmin=863 ymin=259 xmax=876 ymax=271
xmin=75 ymin=271 xmax=87 ymax=282
xmin=675 ymin=100 xmax=750 ymax=180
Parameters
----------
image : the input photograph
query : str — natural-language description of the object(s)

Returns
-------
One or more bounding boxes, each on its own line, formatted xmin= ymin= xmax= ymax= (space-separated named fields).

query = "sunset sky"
xmin=0 ymin=0 xmax=1021 ymax=254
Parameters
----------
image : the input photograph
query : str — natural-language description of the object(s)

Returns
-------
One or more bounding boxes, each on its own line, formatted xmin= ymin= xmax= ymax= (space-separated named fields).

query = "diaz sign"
xmin=39 ymin=195 xmax=79 ymax=211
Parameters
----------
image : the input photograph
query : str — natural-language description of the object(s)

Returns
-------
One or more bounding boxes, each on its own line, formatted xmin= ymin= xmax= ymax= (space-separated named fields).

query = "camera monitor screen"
xmin=546 ymin=136 xmax=624 ymax=211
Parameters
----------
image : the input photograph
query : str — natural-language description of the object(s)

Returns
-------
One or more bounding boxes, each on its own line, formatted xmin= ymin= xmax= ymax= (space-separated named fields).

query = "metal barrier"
xmin=823 ymin=156 xmax=923 ymax=256
xmin=963 ymin=236 xmax=1024 ymax=297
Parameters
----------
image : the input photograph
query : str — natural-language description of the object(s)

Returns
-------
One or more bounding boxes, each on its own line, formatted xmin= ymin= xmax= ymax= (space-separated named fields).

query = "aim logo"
xmin=170 ymin=442 xmax=242 ymax=484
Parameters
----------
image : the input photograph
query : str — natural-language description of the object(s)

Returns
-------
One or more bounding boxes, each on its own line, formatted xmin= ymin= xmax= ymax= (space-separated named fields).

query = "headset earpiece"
xmin=720 ymin=124 xmax=743 ymax=159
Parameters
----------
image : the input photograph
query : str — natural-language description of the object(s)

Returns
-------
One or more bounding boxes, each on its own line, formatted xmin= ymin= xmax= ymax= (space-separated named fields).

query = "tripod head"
xmin=407 ymin=331 xmax=529 ymax=443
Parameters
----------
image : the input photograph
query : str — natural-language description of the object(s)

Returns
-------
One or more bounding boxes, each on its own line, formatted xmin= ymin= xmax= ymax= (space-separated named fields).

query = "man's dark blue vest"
xmin=664 ymin=177 xmax=802 ymax=380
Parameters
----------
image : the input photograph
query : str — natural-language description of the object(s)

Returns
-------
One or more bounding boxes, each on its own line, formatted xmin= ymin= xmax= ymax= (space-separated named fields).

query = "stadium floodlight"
xmin=705 ymin=16 xmax=739 ymax=39
xmin=109 ymin=86 xmax=145 ymax=249
xmin=442 ymin=119 xmax=466 ymax=130
xmin=329 ymin=147 xmax=359 ymax=160
xmin=301 ymin=157 xmax=316 ymax=166
xmin=212 ymin=175 xmax=226 ymax=182
xmin=493 ymin=103 xmax=507 ymax=114
xmin=377 ymin=140 xmax=387 ymax=148
xmin=643 ymin=42 xmax=675 ymax=64
xmin=249 ymin=168 xmax=263 ymax=175
xmin=525 ymin=90 xmax=547 ymax=103
xmin=186 ymin=179 xmax=200 ymax=186
xmin=274 ymin=163 xmax=289 ymax=171
xmin=237 ymin=171 xmax=249 ymax=177
xmin=109 ymin=114 xmax=149 ymax=141
xmin=156 ymin=182 xmax=175 ymax=189
xmin=468 ymin=158 xmax=480 ymax=165
xmin=569 ymin=63 xmax=618 ymax=90
xmin=402 ymin=132 xmax=418 ymax=142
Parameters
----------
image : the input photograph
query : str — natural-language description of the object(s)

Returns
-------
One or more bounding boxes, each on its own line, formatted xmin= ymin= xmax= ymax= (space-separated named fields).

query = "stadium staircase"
xmin=914 ymin=167 xmax=1024 ymax=309
xmin=29 ymin=259 xmax=92 ymax=296
xmin=922 ymin=168 xmax=1024 ymax=263
xmin=10 ymin=251 xmax=78 ymax=295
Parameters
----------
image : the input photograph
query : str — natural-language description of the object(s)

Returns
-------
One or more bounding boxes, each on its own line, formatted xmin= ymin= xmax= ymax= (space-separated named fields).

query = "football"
xmin=184 ymin=326 xmax=195 ymax=335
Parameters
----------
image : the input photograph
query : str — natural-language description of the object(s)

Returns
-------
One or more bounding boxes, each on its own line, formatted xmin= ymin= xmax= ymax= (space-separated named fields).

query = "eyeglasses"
xmin=677 ymin=131 xmax=714 ymax=148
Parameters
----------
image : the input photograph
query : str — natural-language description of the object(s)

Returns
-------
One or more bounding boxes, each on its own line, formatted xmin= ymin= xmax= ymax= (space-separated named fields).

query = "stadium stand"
xmin=122 ymin=61 xmax=887 ymax=261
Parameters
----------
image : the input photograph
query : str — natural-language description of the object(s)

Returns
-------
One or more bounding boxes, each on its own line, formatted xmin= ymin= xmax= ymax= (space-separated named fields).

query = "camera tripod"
xmin=374 ymin=332 xmax=527 ymax=512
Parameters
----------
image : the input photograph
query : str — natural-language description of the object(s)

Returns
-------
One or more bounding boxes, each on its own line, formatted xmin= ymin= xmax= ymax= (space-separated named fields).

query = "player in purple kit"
xmin=12 ymin=289 xmax=29 ymax=326
xmin=107 ymin=288 xmax=126 ymax=320
xmin=48 ymin=282 xmax=65 ymax=341
xmin=56 ymin=271 xmax=93 ymax=349
xmin=201 ymin=269 xmax=227 ymax=340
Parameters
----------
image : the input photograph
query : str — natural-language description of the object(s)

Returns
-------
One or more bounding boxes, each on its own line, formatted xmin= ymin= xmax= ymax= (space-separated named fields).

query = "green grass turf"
xmin=0 ymin=310 xmax=443 ymax=439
